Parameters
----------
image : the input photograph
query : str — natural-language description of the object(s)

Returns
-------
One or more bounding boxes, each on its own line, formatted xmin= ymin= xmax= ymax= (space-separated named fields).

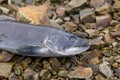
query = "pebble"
xmin=89 ymin=38 xmax=105 ymax=46
xmin=49 ymin=58 xmax=61 ymax=70
xmin=64 ymin=21 xmax=78 ymax=32
xmin=0 ymin=6 xmax=10 ymax=14
xmin=66 ymin=0 xmax=87 ymax=11
xmin=99 ymin=62 xmax=113 ymax=78
xmin=67 ymin=66 xmax=93 ymax=79
xmin=113 ymin=1 xmax=120 ymax=10
xmin=85 ymin=29 xmax=99 ymax=38
xmin=80 ymin=8 xmax=95 ymax=23
xmin=17 ymin=4 xmax=52 ymax=26
xmin=0 ymin=51 xmax=14 ymax=62
xmin=58 ymin=71 xmax=68 ymax=77
xmin=115 ymin=67 xmax=120 ymax=78
xmin=95 ymin=3 xmax=112 ymax=14
xmin=90 ymin=0 xmax=105 ymax=8
xmin=23 ymin=68 xmax=39 ymax=80
xmin=96 ymin=14 xmax=111 ymax=27
xmin=0 ymin=63 xmax=13 ymax=78
xmin=56 ymin=5 xmax=66 ymax=17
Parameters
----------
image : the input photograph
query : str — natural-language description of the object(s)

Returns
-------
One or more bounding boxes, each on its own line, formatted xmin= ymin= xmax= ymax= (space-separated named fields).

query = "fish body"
xmin=0 ymin=16 xmax=89 ymax=57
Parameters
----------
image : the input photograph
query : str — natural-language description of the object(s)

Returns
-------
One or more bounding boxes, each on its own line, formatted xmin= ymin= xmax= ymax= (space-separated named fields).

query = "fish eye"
xmin=69 ymin=36 xmax=77 ymax=42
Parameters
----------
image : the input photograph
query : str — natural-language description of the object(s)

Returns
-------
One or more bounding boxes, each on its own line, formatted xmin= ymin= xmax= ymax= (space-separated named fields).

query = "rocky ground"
xmin=0 ymin=0 xmax=120 ymax=80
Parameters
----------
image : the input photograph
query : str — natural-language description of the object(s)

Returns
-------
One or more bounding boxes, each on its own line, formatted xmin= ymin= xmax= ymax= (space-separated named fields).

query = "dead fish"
xmin=0 ymin=16 xmax=89 ymax=57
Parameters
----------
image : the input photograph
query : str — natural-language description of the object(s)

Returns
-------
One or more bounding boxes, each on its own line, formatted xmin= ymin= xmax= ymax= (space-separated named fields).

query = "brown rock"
xmin=90 ymin=0 xmax=105 ymax=8
xmin=89 ymin=38 xmax=105 ymax=46
xmin=9 ymin=73 xmax=18 ymax=80
xmin=66 ymin=0 xmax=87 ymax=12
xmin=58 ymin=71 xmax=68 ymax=77
xmin=96 ymin=14 xmax=111 ymax=27
xmin=80 ymin=8 xmax=95 ymax=23
xmin=23 ymin=68 xmax=39 ymax=80
xmin=0 ymin=51 xmax=14 ymax=62
xmin=81 ymin=50 xmax=102 ymax=63
xmin=67 ymin=66 xmax=93 ymax=79
xmin=73 ymin=31 xmax=88 ymax=38
xmin=112 ymin=62 xmax=118 ymax=68
xmin=101 ymin=29 xmax=115 ymax=43
xmin=111 ymin=31 xmax=120 ymax=37
xmin=85 ymin=23 xmax=97 ymax=29
xmin=39 ymin=69 xmax=49 ymax=77
xmin=64 ymin=22 xmax=78 ymax=32
xmin=56 ymin=5 xmax=66 ymax=17
xmin=49 ymin=58 xmax=61 ymax=70
xmin=85 ymin=29 xmax=99 ymax=37
xmin=17 ymin=4 xmax=52 ymax=26
xmin=90 ymin=57 xmax=100 ymax=64
xmin=95 ymin=3 xmax=112 ymax=14
xmin=0 ymin=63 xmax=13 ymax=78
xmin=95 ymin=74 xmax=106 ymax=80
xmin=113 ymin=1 xmax=120 ymax=10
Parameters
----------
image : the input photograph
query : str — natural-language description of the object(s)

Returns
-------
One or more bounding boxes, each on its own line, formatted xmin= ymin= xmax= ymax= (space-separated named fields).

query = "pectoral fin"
xmin=17 ymin=46 xmax=50 ymax=56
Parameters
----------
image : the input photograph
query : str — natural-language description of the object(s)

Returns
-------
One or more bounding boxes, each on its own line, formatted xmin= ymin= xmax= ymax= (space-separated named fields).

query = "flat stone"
xmin=66 ymin=0 xmax=87 ymax=11
xmin=85 ymin=29 xmax=99 ymax=37
xmin=89 ymin=38 xmax=105 ymax=46
xmin=64 ymin=21 xmax=78 ymax=32
xmin=111 ymin=31 xmax=120 ymax=37
xmin=80 ymin=8 xmax=95 ymax=23
xmin=95 ymin=3 xmax=112 ymax=14
xmin=96 ymin=14 xmax=111 ymax=27
xmin=0 ymin=63 xmax=13 ymax=78
xmin=99 ymin=62 xmax=113 ymax=78
xmin=23 ymin=68 xmax=39 ymax=80
xmin=49 ymin=58 xmax=61 ymax=70
xmin=17 ymin=4 xmax=52 ymax=26
xmin=58 ymin=71 xmax=68 ymax=77
xmin=0 ymin=51 xmax=14 ymax=62
xmin=113 ymin=1 xmax=120 ymax=10
xmin=67 ymin=66 xmax=93 ymax=79
xmin=90 ymin=0 xmax=105 ymax=8
xmin=56 ymin=5 xmax=66 ymax=17
xmin=115 ymin=67 xmax=120 ymax=78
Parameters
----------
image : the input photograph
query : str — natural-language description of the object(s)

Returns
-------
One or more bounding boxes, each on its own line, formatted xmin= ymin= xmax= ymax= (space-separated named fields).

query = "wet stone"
xmin=99 ymin=62 xmax=113 ymax=78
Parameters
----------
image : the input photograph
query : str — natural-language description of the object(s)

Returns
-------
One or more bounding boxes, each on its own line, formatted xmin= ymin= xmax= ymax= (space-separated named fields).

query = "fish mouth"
xmin=54 ymin=46 xmax=90 ymax=56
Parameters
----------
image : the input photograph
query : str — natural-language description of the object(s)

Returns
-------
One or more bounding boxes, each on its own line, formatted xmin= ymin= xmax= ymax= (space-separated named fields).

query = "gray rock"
xmin=99 ymin=62 xmax=113 ymax=78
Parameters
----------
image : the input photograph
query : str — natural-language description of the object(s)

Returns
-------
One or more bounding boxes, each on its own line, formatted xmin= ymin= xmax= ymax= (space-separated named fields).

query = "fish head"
xmin=44 ymin=30 xmax=89 ymax=56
